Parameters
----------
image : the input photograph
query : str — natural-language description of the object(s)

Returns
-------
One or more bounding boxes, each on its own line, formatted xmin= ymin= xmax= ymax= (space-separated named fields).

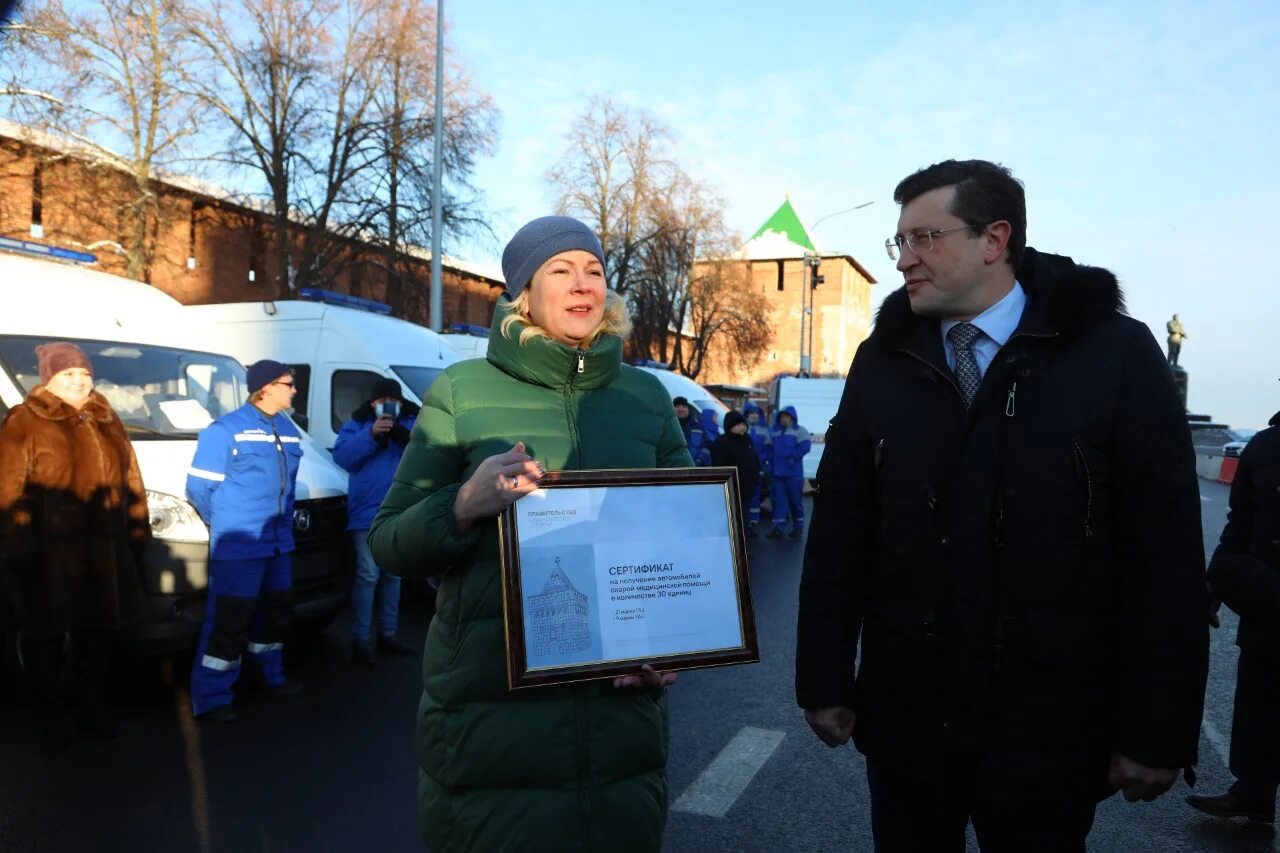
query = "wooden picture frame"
xmin=498 ymin=467 xmax=759 ymax=689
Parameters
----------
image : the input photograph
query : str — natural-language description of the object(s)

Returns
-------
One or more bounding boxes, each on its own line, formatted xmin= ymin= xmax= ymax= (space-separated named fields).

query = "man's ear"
xmin=984 ymin=221 xmax=1013 ymax=266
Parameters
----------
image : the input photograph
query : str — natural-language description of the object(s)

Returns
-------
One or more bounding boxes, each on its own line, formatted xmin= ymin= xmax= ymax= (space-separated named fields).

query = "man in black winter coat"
xmin=1188 ymin=412 xmax=1280 ymax=822
xmin=795 ymin=159 xmax=1208 ymax=852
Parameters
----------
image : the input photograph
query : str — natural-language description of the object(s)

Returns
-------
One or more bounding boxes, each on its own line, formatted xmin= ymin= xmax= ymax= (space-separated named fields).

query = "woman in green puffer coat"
xmin=369 ymin=216 xmax=693 ymax=852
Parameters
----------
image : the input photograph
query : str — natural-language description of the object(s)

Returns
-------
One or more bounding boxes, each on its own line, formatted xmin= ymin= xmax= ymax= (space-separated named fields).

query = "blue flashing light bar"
xmin=0 ymin=236 xmax=98 ymax=265
xmin=631 ymin=359 xmax=670 ymax=370
xmin=298 ymin=287 xmax=392 ymax=315
xmin=449 ymin=323 xmax=490 ymax=338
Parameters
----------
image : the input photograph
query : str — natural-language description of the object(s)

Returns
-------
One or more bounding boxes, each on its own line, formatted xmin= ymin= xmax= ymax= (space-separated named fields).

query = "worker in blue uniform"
xmin=673 ymin=396 xmax=711 ymax=466
xmin=186 ymin=360 xmax=304 ymax=722
xmin=700 ymin=407 xmax=722 ymax=444
xmin=766 ymin=405 xmax=811 ymax=540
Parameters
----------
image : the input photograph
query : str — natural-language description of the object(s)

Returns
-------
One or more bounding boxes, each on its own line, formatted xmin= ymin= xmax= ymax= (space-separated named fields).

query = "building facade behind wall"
xmin=694 ymin=198 xmax=876 ymax=390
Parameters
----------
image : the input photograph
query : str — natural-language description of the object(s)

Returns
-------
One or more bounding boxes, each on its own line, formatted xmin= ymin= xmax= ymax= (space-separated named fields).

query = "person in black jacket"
xmin=795 ymin=159 xmax=1208 ymax=852
xmin=1188 ymin=413 xmax=1280 ymax=822
xmin=710 ymin=411 xmax=761 ymax=537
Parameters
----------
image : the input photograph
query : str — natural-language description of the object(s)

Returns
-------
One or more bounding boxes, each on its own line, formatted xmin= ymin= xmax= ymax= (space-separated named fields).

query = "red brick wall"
xmin=0 ymin=136 xmax=504 ymax=329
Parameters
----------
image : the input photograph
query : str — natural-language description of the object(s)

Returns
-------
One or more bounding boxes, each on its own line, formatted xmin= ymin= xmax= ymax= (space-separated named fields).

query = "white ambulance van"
xmin=0 ymin=248 xmax=352 ymax=655
xmin=438 ymin=323 xmax=491 ymax=361
xmin=772 ymin=375 xmax=845 ymax=482
xmin=183 ymin=290 xmax=460 ymax=452
xmin=633 ymin=362 xmax=730 ymax=419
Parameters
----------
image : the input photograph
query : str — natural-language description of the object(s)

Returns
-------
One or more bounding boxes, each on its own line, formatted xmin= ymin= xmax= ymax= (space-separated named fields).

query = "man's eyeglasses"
xmin=271 ymin=380 xmax=295 ymax=388
xmin=885 ymin=225 xmax=976 ymax=260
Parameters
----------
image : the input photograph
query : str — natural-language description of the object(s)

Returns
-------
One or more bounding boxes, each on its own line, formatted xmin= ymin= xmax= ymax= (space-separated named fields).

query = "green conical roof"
xmin=748 ymin=198 xmax=816 ymax=252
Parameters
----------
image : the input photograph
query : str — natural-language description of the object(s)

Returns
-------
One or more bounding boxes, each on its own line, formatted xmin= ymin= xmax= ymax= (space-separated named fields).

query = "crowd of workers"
xmin=673 ymin=395 xmax=812 ymax=539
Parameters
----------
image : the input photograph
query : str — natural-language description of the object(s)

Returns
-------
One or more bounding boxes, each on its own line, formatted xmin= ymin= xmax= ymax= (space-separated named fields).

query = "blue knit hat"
xmin=246 ymin=359 xmax=291 ymax=394
xmin=500 ymin=215 xmax=605 ymax=298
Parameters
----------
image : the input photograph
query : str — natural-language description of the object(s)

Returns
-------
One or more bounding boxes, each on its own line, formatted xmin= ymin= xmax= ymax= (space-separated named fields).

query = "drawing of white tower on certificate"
xmin=527 ymin=556 xmax=590 ymax=657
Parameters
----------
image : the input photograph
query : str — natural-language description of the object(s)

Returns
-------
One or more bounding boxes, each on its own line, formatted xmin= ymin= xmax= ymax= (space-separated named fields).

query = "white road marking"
xmin=672 ymin=726 xmax=785 ymax=818
xmin=1202 ymin=719 xmax=1230 ymax=766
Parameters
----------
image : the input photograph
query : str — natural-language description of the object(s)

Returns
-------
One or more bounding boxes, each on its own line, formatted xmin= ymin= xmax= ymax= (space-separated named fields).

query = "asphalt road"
xmin=1 ymin=480 xmax=1275 ymax=852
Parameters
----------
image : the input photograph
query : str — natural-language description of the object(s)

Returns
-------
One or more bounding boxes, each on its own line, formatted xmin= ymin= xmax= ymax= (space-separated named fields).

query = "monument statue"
xmin=1166 ymin=314 xmax=1187 ymax=368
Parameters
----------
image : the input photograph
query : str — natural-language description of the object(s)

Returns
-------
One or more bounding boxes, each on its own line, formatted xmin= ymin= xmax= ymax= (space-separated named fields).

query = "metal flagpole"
xmin=429 ymin=0 xmax=445 ymax=332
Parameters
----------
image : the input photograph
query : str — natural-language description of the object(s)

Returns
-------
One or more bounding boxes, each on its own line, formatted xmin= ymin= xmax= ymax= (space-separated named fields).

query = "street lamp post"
xmin=802 ymin=252 xmax=824 ymax=376
xmin=798 ymin=256 xmax=807 ymax=377
xmin=797 ymin=201 xmax=873 ymax=377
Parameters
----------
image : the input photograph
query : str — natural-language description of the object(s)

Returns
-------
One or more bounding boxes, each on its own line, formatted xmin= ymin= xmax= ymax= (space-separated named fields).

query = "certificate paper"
xmin=499 ymin=468 xmax=759 ymax=689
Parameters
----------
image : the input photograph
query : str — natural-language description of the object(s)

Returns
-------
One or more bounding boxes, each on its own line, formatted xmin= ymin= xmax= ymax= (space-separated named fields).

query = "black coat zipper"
xmin=1071 ymin=440 xmax=1094 ymax=539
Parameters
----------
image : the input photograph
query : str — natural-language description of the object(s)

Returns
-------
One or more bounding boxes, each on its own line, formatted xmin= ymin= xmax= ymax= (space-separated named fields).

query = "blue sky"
xmin=452 ymin=0 xmax=1278 ymax=428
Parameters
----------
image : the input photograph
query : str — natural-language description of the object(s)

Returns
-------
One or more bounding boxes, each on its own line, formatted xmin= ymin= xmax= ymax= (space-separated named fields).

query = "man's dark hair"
xmin=893 ymin=159 xmax=1026 ymax=269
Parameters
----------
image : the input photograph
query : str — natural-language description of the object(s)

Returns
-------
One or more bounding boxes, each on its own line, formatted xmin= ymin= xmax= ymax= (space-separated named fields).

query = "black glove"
xmin=390 ymin=424 xmax=412 ymax=445
xmin=1209 ymin=554 xmax=1280 ymax=622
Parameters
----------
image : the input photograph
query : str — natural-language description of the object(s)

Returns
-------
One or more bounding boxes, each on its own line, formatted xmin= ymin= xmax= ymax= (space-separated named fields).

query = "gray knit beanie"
xmin=500 ymin=215 xmax=605 ymax=298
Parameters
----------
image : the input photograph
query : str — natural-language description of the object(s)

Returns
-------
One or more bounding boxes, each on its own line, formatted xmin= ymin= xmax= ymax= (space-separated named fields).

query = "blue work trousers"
xmin=350 ymin=530 xmax=401 ymax=643
xmin=191 ymin=554 xmax=293 ymax=715
xmin=748 ymin=480 xmax=762 ymax=524
xmin=771 ymin=476 xmax=806 ymax=532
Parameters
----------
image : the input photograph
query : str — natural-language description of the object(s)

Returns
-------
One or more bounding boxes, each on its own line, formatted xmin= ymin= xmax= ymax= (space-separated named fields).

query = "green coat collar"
xmin=486 ymin=296 xmax=622 ymax=391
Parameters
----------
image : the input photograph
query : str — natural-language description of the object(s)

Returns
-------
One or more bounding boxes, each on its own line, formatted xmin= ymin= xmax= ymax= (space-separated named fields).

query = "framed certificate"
xmin=498 ymin=467 xmax=759 ymax=689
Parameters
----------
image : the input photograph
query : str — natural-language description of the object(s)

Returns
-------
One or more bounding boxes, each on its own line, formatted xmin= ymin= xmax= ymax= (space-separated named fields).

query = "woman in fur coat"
xmin=0 ymin=342 xmax=149 ymax=749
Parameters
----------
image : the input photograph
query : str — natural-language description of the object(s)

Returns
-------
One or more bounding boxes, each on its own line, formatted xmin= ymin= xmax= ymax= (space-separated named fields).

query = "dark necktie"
xmin=947 ymin=322 xmax=983 ymax=408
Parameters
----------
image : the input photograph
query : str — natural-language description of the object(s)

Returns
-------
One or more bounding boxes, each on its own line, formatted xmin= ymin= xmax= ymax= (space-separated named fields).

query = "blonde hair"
xmin=500 ymin=288 xmax=632 ymax=348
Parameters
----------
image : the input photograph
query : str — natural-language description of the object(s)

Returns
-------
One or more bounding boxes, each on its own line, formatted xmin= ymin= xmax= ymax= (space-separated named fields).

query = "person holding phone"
xmin=332 ymin=378 xmax=419 ymax=666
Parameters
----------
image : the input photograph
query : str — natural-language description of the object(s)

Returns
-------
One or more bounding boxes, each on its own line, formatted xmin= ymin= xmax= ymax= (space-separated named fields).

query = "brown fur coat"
xmin=0 ymin=387 xmax=149 ymax=637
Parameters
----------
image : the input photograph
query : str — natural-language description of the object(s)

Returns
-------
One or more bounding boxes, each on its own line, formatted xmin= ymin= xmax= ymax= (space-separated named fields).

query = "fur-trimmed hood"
xmin=871 ymin=247 xmax=1126 ymax=349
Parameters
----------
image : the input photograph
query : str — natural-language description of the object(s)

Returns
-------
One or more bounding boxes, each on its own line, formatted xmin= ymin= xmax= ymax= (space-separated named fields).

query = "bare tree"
xmin=630 ymin=173 xmax=714 ymax=370
xmin=624 ymin=170 xmax=771 ymax=379
xmin=2 ymin=0 xmax=203 ymax=280
xmin=549 ymin=97 xmax=671 ymax=297
xmin=358 ymin=0 xmax=496 ymax=315
xmin=180 ymin=0 xmax=497 ymax=304
xmin=182 ymin=0 xmax=389 ymax=296
xmin=682 ymin=259 xmax=772 ymax=380
xmin=549 ymin=99 xmax=771 ymax=378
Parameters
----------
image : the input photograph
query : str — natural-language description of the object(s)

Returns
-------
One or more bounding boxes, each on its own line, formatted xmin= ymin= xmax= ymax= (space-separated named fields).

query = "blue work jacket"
xmin=332 ymin=404 xmax=418 ymax=530
xmin=186 ymin=403 xmax=302 ymax=560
